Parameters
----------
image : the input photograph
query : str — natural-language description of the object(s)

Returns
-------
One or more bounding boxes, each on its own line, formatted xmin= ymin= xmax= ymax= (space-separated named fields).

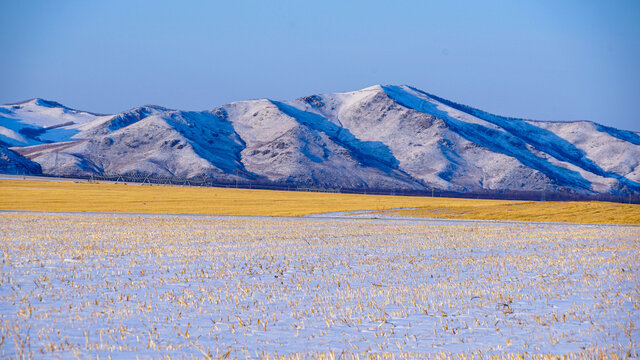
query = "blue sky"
xmin=1 ymin=0 xmax=639 ymax=131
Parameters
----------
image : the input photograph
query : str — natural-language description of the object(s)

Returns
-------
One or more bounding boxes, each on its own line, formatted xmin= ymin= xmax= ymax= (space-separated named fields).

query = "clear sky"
xmin=1 ymin=0 xmax=639 ymax=131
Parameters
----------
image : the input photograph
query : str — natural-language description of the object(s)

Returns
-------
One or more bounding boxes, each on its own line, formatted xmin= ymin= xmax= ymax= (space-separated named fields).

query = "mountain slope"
xmin=2 ymin=85 xmax=639 ymax=196
xmin=0 ymin=146 xmax=42 ymax=175
xmin=0 ymin=98 xmax=110 ymax=146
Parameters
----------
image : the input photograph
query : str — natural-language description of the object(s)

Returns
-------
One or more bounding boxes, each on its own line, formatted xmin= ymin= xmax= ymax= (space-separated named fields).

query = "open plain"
xmin=1 ymin=211 xmax=638 ymax=358
xmin=1 ymin=179 xmax=639 ymax=224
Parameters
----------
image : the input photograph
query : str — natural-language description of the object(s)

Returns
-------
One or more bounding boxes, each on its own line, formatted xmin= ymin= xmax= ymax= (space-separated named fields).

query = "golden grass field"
xmin=1 ymin=179 xmax=639 ymax=224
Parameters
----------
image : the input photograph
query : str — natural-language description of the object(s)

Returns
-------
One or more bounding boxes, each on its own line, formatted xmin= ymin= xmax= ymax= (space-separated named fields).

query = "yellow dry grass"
xmin=1 ymin=179 xmax=639 ymax=224
xmin=380 ymin=200 xmax=640 ymax=225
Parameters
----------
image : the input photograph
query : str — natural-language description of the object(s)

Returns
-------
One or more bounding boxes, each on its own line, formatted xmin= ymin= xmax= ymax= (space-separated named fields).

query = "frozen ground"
xmin=0 ymin=212 xmax=638 ymax=358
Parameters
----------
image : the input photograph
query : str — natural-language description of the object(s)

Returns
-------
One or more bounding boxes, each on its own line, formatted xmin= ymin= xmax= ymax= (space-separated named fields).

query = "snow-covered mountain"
xmin=2 ymin=85 xmax=639 ymax=197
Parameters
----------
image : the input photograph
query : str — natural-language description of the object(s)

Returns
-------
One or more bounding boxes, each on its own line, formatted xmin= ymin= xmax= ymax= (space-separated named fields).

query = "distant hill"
xmin=2 ymin=85 xmax=639 ymax=199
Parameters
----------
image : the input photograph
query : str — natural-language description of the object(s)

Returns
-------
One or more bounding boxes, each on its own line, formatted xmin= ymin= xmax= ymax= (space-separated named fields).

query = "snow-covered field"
xmin=0 ymin=212 xmax=638 ymax=358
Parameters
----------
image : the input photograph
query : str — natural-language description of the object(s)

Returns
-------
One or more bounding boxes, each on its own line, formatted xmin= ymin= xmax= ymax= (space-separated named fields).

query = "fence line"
xmin=10 ymin=171 xmax=640 ymax=204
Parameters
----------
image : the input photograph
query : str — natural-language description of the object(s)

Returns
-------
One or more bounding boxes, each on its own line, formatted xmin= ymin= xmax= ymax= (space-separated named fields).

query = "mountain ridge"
xmin=2 ymin=85 xmax=639 ymax=198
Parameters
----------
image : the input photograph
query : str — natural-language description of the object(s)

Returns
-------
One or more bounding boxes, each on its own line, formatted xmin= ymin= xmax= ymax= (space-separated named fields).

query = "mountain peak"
xmin=3 ymin=98 xmax=67 ymax=109
xmin=138 ymin=104 xmax=173 ymax=111
xmin=31 ymin=98 xmax=66 ymax=108
xmin=359 ymin=84 xmax=384 ymax=92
